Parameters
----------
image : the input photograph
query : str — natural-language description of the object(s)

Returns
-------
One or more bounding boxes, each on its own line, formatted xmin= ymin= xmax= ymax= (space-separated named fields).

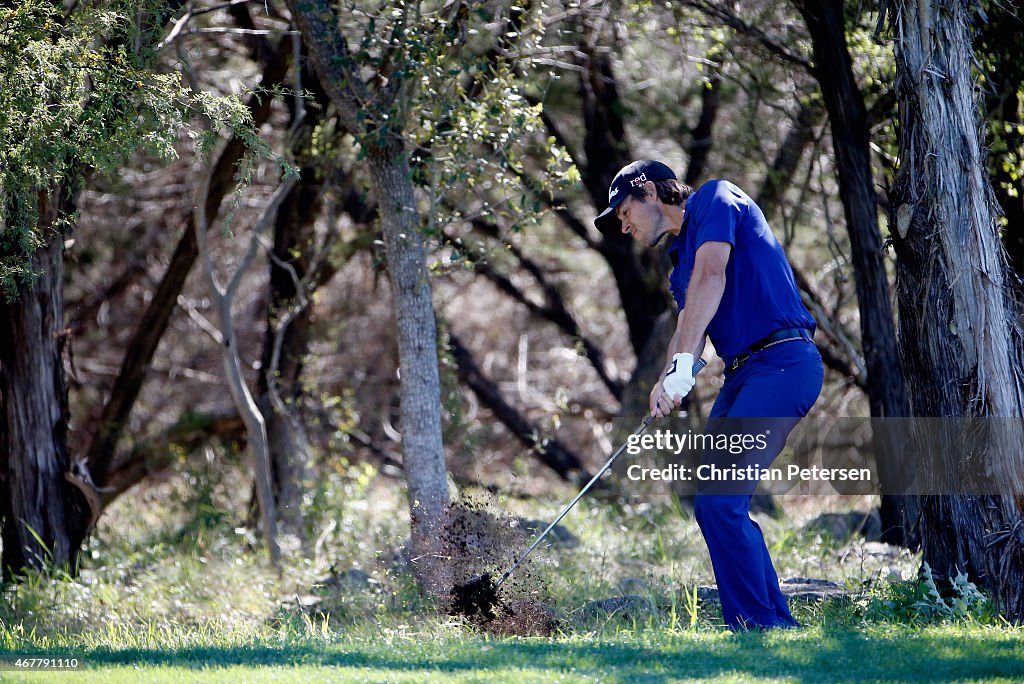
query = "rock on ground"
xmin=582 ymin=577 xmax=858 ymax=621
xmin=803 ymin=510 xmax=882 ymax=542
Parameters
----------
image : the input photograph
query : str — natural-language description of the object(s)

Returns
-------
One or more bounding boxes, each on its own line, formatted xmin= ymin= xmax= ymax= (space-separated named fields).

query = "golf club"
xmin=452 ymin=357 xmax=708 ymax=619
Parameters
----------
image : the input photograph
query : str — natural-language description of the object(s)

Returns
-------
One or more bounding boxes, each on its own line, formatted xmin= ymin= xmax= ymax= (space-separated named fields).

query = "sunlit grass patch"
xmin=2 ymin=461 xmax=1020 ymax=682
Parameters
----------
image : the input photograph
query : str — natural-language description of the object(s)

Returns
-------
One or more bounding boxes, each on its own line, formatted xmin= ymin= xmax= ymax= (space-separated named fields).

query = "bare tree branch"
xmin=192 ymin=165 xmax=295 ymax=569
xmin=283 ymin=0 xmax=375 ymax=134
xmin=86 ymin=36 xmax=294 ymax=487
xmin=446 ymin=329 xmax=589 ymax=482
xmin=452 ymin=219 xmax=624 ymax=399
xmin=679 ymin=0 xmax=812 ymax=71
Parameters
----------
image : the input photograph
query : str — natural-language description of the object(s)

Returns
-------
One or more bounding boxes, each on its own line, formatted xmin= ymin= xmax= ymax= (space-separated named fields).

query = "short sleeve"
xmin=667 ymin=238 xmax=689 ymax=312
xmin=669 ymin=269 xmax=686 ymax=312
xmin=689 ymin=181 xmax=742 ymax=248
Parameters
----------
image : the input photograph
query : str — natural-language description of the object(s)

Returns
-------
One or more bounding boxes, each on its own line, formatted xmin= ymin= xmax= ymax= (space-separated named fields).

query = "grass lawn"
xmin=2 ymin=467 xmax=1022 ymax=682
xmin=3 ymin=624 xmax=1024 ymax=683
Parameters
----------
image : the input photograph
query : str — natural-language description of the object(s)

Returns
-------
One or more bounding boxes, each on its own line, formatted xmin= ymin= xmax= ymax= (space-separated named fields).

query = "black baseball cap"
xmin=594 ymin=159 xmax=677 ymax=233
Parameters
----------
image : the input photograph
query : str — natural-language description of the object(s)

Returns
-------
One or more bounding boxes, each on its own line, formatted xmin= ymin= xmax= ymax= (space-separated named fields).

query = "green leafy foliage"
xmin=856 ymin=563 xmax=997 ymax=626
xmin=0 ymin=0 xmax=273 ymax=298
xmin=316 ymin=1 xmax=576 ymax=253
xmin=1 ymin=0 xmax=174 ymax=292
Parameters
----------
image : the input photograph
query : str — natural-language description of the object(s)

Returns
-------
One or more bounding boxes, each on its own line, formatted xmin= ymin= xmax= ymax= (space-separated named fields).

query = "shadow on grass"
xmin=67 ymin=630 xmax=1024 ymax=682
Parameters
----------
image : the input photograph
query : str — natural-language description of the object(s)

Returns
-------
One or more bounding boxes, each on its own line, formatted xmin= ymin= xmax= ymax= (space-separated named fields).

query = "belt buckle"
xmin=729 ymin=353 xmax=749 ymax=372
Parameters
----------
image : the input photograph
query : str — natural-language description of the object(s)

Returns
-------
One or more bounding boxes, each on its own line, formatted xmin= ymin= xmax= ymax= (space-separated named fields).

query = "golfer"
xmin=595 ymin=160 xmax=823 ymax=630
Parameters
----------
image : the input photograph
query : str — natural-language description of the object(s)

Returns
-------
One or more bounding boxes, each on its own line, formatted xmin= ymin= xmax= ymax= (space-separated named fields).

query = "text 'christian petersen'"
xmin=626 ymin=463 xmax=872 ymax=483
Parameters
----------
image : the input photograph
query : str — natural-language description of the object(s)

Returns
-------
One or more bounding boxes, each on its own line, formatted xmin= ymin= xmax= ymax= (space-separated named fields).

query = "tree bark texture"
xmin=888 ymin=0 xmax=1024 ymax=620
xmin=285 ymin=0 xmax=451 ymax=596
xmin=0 ymin=193 xmax=90 ymax=579
xmin=796 ymin=0 xmax=916 ymax=547
xmin=368 ymin=143 xmax=451 ymax=596
xmin=796 ymin=0 xmax=911 ymax=419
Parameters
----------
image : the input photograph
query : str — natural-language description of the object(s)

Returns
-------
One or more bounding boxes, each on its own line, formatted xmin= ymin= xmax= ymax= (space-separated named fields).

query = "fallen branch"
xmin=446 ymin=329 xmax=589 ymax=482
xmin=100 ymin=409 xmax=246 ymax=507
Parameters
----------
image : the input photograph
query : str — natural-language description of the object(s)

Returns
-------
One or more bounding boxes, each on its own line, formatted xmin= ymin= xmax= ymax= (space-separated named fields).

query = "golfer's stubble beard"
xmin=648 ymin=229 xmax=669 ymax=248
xmin=646 ymin=214 xmax=670 ymax=248
xmin=646 ymin=206 xmax=683 ymax=248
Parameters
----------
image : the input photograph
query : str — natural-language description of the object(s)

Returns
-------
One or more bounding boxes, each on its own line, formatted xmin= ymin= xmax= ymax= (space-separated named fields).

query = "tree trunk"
xmin=367 ymin=142 xmax=451 ymax=597
xmin=756 ymin=96 xmax=824 ymax=221
xmin=253 ymin=58 xmax=329 ymax=545
xmin=577 ymin=36 xmax=668 ymax=356
xmin=795 ymin=0 xmax=916 ymax=547
xmin=683 ymin=44 xmax=724 ymax=187
xmin=0 ymin=192 xmax=90 ymax=579
xmin=192 ymin=173 xmax=296 ymax=569
xmin=255 ymin=163 xmax=321 ymax=544
xmin=888 ymin=0 xmax=1024 ymax=620
xmin=284 ymin=0 xmax=452 ymax=598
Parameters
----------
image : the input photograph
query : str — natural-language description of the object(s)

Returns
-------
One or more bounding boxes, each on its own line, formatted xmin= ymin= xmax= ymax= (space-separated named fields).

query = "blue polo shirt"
xmin=667 ymin=180 xmax=815 ymax=362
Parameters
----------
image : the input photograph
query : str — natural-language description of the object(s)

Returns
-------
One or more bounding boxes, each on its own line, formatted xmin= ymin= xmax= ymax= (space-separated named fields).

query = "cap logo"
xmin=629 ymin=172 xmax=648 ymax=188
xmin=608 ymin=186 xmax=619 ymax=200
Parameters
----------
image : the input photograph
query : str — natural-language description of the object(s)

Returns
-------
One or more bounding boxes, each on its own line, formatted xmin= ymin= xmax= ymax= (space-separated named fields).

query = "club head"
xmin=450 ymin=572 xmax=499 ymax=621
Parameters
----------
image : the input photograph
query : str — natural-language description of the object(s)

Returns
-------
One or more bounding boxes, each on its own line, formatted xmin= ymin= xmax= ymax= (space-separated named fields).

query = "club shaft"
xmin=494 ymin=416 xmax=653 ymax=588
xmin=494 ymin=357 xmax=707 ymax=589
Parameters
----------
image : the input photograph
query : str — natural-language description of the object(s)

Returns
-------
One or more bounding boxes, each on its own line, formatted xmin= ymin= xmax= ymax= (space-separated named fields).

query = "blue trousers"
xmin=694 ymin=339 xmax=822 ymax=630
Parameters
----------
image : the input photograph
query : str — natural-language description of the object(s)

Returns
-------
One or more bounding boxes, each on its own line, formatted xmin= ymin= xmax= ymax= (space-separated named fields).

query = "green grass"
xmin=3 ymin=623 xmax=1024 ymax=682
xmin=1 ymin=460 xmax=1021 ymax=682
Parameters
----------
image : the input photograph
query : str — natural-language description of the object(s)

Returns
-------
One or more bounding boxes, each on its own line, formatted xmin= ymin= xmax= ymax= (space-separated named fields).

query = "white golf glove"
xmin=662 ymin=352 xmax=696 ymax=402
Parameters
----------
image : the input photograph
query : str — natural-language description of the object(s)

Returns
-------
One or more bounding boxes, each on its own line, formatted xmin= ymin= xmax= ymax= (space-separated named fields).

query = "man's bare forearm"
xmin=675 ymin=271 xmax=725 ymax=356
xmin=663 ymin=312 xmax=703 ymax=372
xmin=664 ymin=241 xmax=730 ymax=371
xmin=663 ymin=313 xmax=685 ymax=371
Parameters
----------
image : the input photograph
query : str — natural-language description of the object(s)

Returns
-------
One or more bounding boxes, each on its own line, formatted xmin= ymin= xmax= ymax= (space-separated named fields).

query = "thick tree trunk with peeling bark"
xmin=888 ymin=0 xmax=1024 ymax=621
xmin=0 ymin=193 xmax=91 ymax=580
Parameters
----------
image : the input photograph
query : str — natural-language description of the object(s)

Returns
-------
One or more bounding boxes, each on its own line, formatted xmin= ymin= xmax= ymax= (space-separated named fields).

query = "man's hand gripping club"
xmin=651 ymin=352 xmax=696 ymax=418
xmin=650 ymin=241 xmax=731 ymax=418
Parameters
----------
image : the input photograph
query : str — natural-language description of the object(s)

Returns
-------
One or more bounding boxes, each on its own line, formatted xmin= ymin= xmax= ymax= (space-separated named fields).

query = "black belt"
xmin=726 ymin=328 xmax=813 ymax=373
